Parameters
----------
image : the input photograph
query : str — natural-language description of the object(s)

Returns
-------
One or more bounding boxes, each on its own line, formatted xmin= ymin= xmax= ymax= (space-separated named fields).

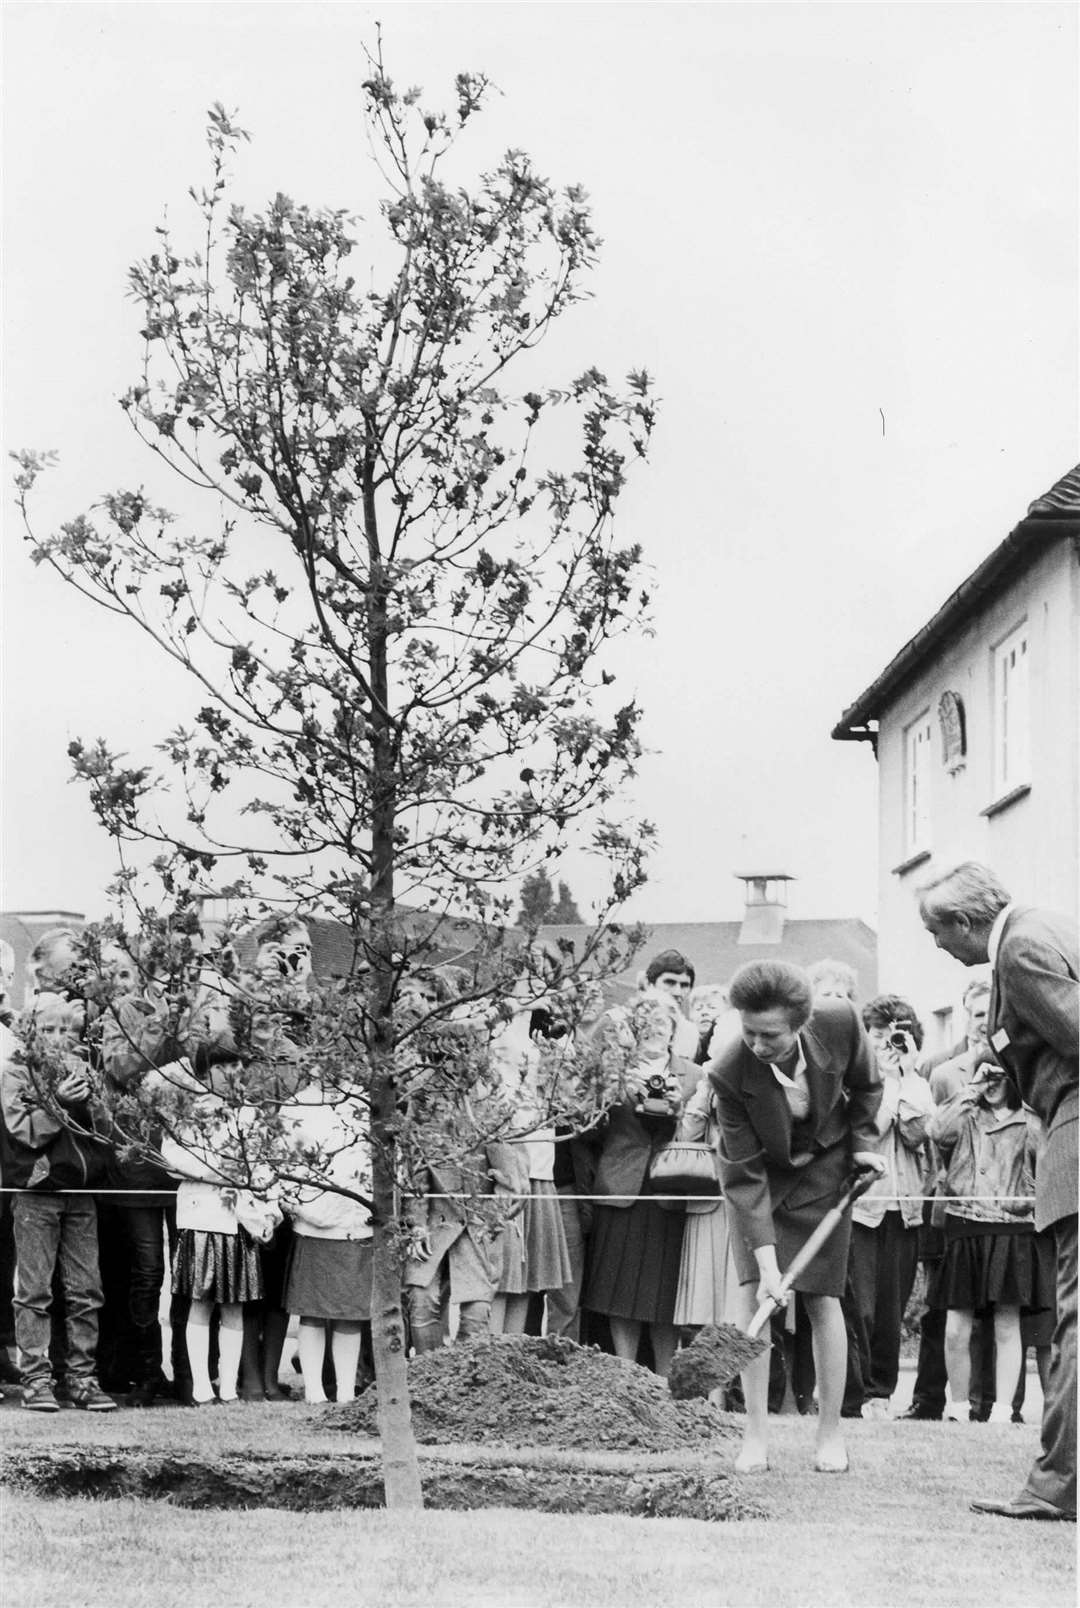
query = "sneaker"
xmin=65 ymin=1379 xmax=118 ymax=1413
xmin=22 ymin=1380 xmax=60 ymax=1413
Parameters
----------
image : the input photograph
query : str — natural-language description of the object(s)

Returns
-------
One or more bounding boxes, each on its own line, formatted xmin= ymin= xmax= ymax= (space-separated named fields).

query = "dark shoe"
xmin=66 ymin=1379 xmax=118 ymax=1413
xmin=969 ymin=1404 xmax=992 ymax=1423
xmin=22 ymin=1381 xmax=60 ymax=1413
xmin=971 ymin=1494 xmax=1075 ymax=1522
xmin=1011 ymin=1409 xmax=1024 ymax=1425
xmin=897 ymin=1404 xmax=942 ymax=1421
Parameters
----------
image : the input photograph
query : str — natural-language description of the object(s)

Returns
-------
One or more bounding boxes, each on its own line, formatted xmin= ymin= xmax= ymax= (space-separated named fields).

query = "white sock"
xmin=298 ymin=1323 xmax=328 ymax=1403
xmin=216 ymin=1312 xmax=244 ymax=1401
xmin=186 ymin=1303 xmax=214 ymax=1403
xmin=330 ymin=1329 xmax=363 ymax=1402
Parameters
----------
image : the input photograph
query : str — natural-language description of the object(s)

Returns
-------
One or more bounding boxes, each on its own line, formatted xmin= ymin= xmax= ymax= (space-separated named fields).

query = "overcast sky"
xmin=3 ymin=2 xmax=1077 ymax=929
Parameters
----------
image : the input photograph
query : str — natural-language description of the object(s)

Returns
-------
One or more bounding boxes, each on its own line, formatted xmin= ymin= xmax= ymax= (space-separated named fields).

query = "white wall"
xmin=874 ymin=540 xmax=1078 ymax=1046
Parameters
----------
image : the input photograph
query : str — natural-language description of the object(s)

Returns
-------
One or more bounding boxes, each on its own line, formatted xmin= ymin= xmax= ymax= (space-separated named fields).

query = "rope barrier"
xmin=0 ymin=1187 xmax=1037 ymax=1204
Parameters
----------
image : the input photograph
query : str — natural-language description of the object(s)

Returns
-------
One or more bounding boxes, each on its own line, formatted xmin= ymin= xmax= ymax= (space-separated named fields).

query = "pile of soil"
xmin=326 ymin=1335 xmax=738 ymax=1452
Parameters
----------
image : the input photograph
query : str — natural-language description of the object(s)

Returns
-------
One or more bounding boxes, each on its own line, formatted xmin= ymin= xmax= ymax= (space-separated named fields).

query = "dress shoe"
xmin=897 ymin=1404 xmax=942 ymax=1421
xmin=970 ymin=1494 xmax=1075 ymax=1522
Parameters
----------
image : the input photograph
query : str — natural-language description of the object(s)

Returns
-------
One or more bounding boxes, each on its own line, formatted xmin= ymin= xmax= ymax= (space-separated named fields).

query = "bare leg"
xmin=608 ymin=1315 xmax=643 ymax=1363
xmin=649 ymin=1322 xmax=678 ymax=1378
xmin=945 ymin=1307 xmax=973 ymax=1413
xmin=803 ymin=1293 xmax=847 ymax=1470
xmin=990 ymin=1307 xmax=1022 ymax=1423
xmin=732 ymin=1281 xmax=770 ymax=1472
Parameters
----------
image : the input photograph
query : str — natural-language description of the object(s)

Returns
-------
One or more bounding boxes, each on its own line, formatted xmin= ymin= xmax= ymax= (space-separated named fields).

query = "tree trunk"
xmin=363 ymin=447 xmax=424 ymax=1509
xmin=369 ymin=1102 xmax=423 ymax=1509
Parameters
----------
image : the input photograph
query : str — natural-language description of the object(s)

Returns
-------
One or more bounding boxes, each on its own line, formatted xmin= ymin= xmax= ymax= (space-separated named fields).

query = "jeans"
xmin=12 ymin=1193 xmax=103 ymax=1387
xmin=97 ymin=1199 xmax=171 ymax=1386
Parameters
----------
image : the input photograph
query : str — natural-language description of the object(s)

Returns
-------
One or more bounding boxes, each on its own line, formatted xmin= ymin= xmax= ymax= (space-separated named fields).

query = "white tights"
xmin=186 ymin=1300 xmax=244 ymax=1403
xmin=297 ymin=1318 xmax=364 ymax=1403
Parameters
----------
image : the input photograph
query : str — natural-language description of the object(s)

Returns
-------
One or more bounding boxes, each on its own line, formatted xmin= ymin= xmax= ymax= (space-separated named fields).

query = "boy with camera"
xmin=0 ymin=992 xmax=116 ymax=1411
xmin=841 ymin=994 xmax=934 ymax=1420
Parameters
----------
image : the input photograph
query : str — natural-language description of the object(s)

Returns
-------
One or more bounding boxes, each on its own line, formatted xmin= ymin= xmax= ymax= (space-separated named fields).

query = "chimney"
xmin=735 ymin=873 xmax=794 ymax=946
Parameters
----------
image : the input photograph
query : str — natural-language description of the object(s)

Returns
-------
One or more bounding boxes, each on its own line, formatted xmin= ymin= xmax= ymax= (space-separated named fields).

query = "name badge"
xmin=991 ymin=1028 xmax=1011 ymax=1053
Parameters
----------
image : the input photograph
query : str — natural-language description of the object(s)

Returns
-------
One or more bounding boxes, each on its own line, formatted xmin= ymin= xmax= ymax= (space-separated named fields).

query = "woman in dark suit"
xmin=711 ymin=960 xmax=883 ymax=1475
xmin=581 ymin=992 xmax=696 ymax=1377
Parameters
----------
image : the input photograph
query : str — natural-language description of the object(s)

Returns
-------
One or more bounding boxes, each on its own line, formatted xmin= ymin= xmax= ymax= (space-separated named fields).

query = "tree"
xmin=516 ymin=868 xmax=583 ymax=926
xmin=551 ymin=881 xmax=584 ymax=924
xmin=15 ymin=39 xmax=656 ymax=1507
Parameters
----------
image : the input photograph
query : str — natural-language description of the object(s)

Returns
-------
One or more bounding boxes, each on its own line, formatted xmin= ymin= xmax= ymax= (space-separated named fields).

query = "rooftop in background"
xmin=833 ymin=463 xmax=1080 ymax=744
xmin=542 ymin=871 xmax=877 ymax=1002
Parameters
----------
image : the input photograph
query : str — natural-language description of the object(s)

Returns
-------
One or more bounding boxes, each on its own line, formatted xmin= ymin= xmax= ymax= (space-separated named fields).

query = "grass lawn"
xmin=1 ymin=1405 xmax=1073 ymax=1608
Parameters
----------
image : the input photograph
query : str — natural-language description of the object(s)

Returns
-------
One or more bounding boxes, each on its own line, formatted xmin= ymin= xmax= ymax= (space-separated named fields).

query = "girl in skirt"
xmin=161 ymin=1053 xmax=280 ymax=1406
xmin=928 ymin=1051 xmax=1055 ymax=1423
xmin=280 ymin=1087 xmax=372 ymax=1403
xmin=487 ymin=972 xmax=572 ymax=1335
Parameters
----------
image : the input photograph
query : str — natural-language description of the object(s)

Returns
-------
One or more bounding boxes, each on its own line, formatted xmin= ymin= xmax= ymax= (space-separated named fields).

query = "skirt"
xmin=172 ymin=1227 xmax=263 ymax=1303
xmin=674 ymin=1201 xmax=739 ymax=1327
xmin=932 ymin=1218 xmax=1056 ymax=1313
xmin=583 ymin=1200 xmax=686 ymax=1325
xmin=729 ymin=1188 xmax=852 ymax=1298
xmin=495 ymin=1181 xmax=573 ymax=1295
xmin=284 ymin=1236 xmax=373 ymax=1322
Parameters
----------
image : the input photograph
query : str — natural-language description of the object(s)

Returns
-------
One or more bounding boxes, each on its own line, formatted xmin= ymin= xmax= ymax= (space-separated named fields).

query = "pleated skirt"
xmin=933 ymin=1218 xmax=1056 ymax=1313
xmin=674 ymin=1201 xmax=739 ymax=1327
xmin=494 ymin=1180 xmax=573 ymax=1294
xmin=284 ymin=1236 xmax=373 ymax=1322
xmin=171 ymin=1227 xmax=263 ymax=1303
xmin=583 ymin=1200 xmax=686 ymax=1324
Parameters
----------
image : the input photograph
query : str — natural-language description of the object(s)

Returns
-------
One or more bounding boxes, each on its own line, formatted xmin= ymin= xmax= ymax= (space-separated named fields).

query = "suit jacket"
xmin=989 ymin=905 xmax=1079 ymax=1231
xmin=710 ymin=999 xmax=882 ymax=1253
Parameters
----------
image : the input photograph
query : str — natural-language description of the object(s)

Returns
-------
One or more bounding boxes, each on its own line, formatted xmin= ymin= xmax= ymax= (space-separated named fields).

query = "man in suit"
xmin=711 ymin=959 xmax=884 ymax=1476
xmin=919 ymin=861 xmax=1078 ymax=1522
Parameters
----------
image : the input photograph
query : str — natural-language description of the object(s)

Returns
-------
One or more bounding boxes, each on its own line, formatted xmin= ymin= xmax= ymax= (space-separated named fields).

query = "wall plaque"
xmin=938 ymin=690 xmax=966 ymax=773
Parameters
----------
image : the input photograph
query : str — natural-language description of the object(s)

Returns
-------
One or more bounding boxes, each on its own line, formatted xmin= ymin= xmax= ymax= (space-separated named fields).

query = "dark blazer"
xmin=710 ymin=999 xmax=881 ymax=1254
xmin=989 ymin=905 xmax=1079 ymax=1232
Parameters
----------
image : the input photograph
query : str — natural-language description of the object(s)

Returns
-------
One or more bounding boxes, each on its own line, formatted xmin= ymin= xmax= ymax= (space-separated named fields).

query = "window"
xmin=903 ymin=711 xmax=933 ymax=854
xmin=993 ymin=622 xmax=1030 ymax=795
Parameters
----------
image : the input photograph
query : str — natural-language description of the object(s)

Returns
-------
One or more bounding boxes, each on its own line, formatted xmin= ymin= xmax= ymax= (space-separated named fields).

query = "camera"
xmin=887 ymin=1029 xmax=912 ymax=1052
xmin=634 ymin=1071 xmax=676 ymax=1119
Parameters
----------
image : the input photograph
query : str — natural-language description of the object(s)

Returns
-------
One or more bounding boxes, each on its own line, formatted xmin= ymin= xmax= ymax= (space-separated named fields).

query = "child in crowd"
xmin=0 ymin=993 xmax=116 ymax=1411
xmin=280 ymin=1085 xmax=373 ymax=1402
xmin=927 ymin=1051 xmax=1055 ymax=1423
xmin=161 ymin=1048 xmax=281 ymax=1406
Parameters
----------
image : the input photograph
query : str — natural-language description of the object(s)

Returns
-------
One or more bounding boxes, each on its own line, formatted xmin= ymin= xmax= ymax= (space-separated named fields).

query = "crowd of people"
xmin=0 ymin=862 xmax=1074 ymax=1522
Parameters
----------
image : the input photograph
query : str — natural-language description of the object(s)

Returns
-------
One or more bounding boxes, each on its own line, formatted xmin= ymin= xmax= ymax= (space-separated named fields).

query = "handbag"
xmin=647 ymin=1140 xmax=721 ymax=1198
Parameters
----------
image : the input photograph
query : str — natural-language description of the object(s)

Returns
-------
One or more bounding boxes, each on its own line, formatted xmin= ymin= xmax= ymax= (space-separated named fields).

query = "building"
xmin=542 ymin=871 xmax=878 ymax=1001
xmin=832 ymin=465 xmax=1080 ymax=1050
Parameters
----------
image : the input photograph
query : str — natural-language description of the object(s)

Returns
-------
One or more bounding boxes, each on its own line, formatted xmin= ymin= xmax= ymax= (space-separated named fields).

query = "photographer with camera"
xmin=580 ymin=991 xmax=696 ymax=1377
xmin=927 ymin=1050 xmax=1054 ymax=1423
xmin=840 ymin=995 xmax=934 ymax=1421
